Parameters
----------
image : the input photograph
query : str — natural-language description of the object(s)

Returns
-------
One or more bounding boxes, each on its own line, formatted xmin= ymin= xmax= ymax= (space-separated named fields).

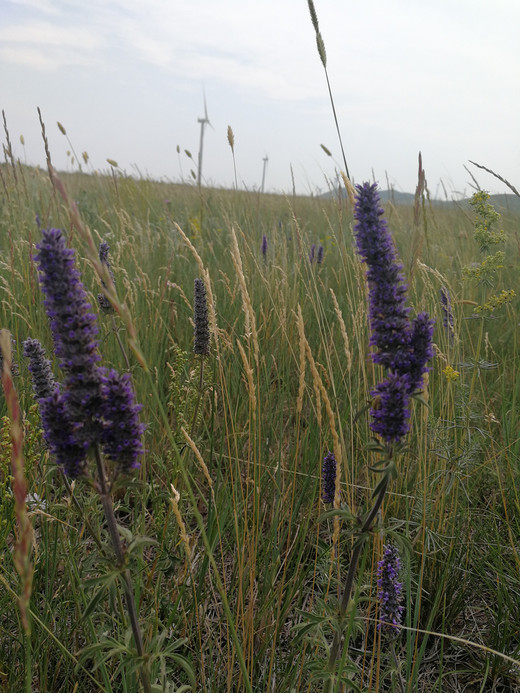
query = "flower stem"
xmin=93 ymin=445 xmax=151 ymax=693
xmin=325 ymin=472 xmax=390 ymax=692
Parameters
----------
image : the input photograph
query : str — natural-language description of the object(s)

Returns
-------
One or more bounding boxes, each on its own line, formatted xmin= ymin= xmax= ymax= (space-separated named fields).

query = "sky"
xmin=1 ymin=0 xmax=519 ymax=197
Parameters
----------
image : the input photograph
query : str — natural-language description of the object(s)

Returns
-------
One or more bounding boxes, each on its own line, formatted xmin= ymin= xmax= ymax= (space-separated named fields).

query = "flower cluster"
xmin=370 ymin=374 xmax=411 ymax=443
xmin=39 ymin=389 xmax=90 ymax=478
xmin=321 ymin=451 xmax=337 ymax=504
xmin=261 ymin=234 xmax=268 ymax=260
xmin=22 ymin=338 xmax=56 ymax=400
xmin=28 ymin=228 xmax=144 ymax=478
xmin=376 ymin=543 xmax=404 ymax=633
xmin=35 ymin=228 xmax=103 ymax=443
xmin=193 ymin=278 xmax=210 ymax=356
xmin=100 ymin=370 xmax=145 ymax=472
xmin=354 ymin=183 xmax=434 ymax=442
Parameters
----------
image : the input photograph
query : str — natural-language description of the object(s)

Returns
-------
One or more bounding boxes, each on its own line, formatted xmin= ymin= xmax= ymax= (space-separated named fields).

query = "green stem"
xmin=325 ymin=472 xmax=390 ymax=692
xmin=390 ymin=639 xmax=406 ymax=693
xmin=143 ymin=370 xmax=255 ymax=693
xmin=93 ymin=446 xmax=151 ymax=693
xmin=324 ymin=68 xmax=350 ymax=181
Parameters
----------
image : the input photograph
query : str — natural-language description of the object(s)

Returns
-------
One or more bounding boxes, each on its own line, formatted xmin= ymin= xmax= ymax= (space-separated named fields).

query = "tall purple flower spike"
xmin=261 ymin=234 xmax=268 ymax=260
xmin=33 ymin=228 xmax=145 ymax=477
xmin=35 ymin=228 xmax=103 ymax=443
xmin=353 ymin=183 xmax=434 ymax=442
xmin=194 ymin=278 xmax=210 ymax=356
xmin=321 ymin=451 xmax=337 ymax=504
xmin=377 ymin=543 xmax=404 ymax=633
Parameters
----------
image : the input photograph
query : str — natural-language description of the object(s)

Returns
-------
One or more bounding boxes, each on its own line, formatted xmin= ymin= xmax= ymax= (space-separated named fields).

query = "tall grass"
xmin=0 ymin=128 xmax=519 ymax=692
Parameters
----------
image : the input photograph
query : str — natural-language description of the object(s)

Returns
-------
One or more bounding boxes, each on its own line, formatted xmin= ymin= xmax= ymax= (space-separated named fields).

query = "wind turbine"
xmin=197 ymin=92 xmax=213 ymax=188
xmin=261 ymin=154 xmax=269 ymax=193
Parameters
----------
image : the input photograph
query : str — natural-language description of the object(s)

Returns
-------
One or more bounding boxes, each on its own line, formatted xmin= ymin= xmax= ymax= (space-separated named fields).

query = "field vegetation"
xmin=0 ymin=140 xmax=520 ymax=692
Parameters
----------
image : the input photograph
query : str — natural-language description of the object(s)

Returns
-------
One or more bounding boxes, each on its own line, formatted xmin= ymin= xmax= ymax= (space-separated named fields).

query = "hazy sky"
xmin=2 ymin=0 xmax=519 ymax=196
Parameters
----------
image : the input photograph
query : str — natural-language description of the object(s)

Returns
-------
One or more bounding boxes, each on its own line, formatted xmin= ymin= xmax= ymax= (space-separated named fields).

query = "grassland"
xmin=1 ymin=159 xmax=519 ymax=692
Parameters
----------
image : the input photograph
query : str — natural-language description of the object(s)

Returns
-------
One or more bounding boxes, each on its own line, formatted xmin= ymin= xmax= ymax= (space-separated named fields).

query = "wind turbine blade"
xmin=203 ymin=91 xmax=209 ymax=122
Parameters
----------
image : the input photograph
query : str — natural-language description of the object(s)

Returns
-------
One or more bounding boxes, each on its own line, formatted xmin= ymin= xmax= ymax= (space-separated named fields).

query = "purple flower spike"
xmin=377 ymin=543 xmax=404 ymax=633
xmin=100 ymin=369 xmax=145 ymax=473
xmin=97 ymin=240 xmax=115 ymax=314
xmin=194 ymin=278 xmax=210 ymax=356
xmin=322 ymin=451 xmax=337 ymax=504
xmin=406 ymin=312 xmax=435 ymax=393
xmin=317 ymin=245 xmax=324 ymax=264
xmin=309 ymin=244 xmax=316 ymax=264
xmin=23 ymin=338 xmax=57 ymax=400
xmin=261 ymin=234 xmax=268 ymax=260
xmin=440 ymin=286 xmax=454 ymax=343
xmin=353 ymin=183 xmax=410 ymax=371
xmin=370 ymin=373 xmax=411 ymax=443
xmin=35 ymin=228 xmax=103 ymax=443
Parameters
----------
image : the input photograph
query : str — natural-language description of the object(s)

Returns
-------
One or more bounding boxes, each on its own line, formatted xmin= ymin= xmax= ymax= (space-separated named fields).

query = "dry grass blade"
xmin=468 ymin=160 xmax=519 ymax=197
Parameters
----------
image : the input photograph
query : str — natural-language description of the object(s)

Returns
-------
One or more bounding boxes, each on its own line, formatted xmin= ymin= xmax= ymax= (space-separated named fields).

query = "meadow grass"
xmin=0 ymin=153 xmax=520 ymax=692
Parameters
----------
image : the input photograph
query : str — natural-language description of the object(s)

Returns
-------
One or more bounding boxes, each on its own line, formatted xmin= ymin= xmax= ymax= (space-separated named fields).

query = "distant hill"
xmin=320 ymin=187 xmax=520 ymax=213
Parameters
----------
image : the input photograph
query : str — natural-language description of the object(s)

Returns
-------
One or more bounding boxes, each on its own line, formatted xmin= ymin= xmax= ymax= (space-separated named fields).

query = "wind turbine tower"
xmin=197 ymin=93 xmax=212 ymax=188
xmin=261 ymin=154 xmax=269 ymax=193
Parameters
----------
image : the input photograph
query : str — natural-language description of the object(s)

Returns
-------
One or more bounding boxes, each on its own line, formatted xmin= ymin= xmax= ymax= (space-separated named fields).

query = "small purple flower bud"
xmin=23 ymin=338 xmax=56 ymax=400
xmin=440 ymin=286 xmax=454 ymax=343
xmin=97 ymin=240 xmax=115 ymax=314
xmin=377 ymin=543 xmax=404 ymax=633
xmin=261 ymin=234 xmax=268 ymax=260
xmin=309 ymin=244 xmax=316 ymax=264
xmin=194 ymin=278 xmax=210 ymax=356
xmin=322 ymin=451 xmax=337 ymax=504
